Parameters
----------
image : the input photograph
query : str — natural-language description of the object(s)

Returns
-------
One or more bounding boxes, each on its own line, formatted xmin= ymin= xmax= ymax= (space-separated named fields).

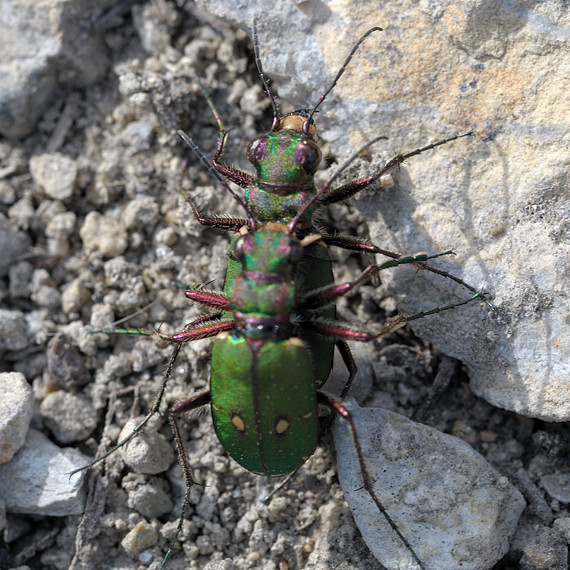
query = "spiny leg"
xmin=305 ymin=289 xmax=484 ymax=345
xmin=163 ymin=318 xmax=235 ymax=344
xmin=297 ymin=261 xmax=479 ymax=404
xmin=178 ymin=130 xmax=255 ymax=227
xmin=300 ymin=254 xmax=485 ymax=329
xmin=322 ymin=233 xmax=493 ymax=308
xmin=336 ymin=340 xmax=358 ymax=400
xmin=300 ymin=264 xmax=380 ymax=310
xmin=318 ymin=132 xmax=473 ymax=206
xmin=183 ymin=190 xmax=248 ymax=232
xmin=161 ymin=391 xmax=212 ymax=568
xmin=318 ymin=392 xmax=426 ymax=570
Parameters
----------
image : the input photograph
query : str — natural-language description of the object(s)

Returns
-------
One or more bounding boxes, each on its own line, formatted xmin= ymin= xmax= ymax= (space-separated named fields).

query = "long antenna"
xmin=253 ymin=18 xmax=280 ymax=131
xmin=304 ymin=27 xmax=383 ymax=135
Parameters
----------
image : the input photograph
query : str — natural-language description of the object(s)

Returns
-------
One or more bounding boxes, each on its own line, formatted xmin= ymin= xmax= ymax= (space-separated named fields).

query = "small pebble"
xmin=118 ymin=120 xmax=155 ymax=150
xmin=119 ymin=418 xmax=175 ymax=475
xmin=452 ymin=419 xmax=478 ymax=445
xmin=104 ymin=256 xmax=137 ymax=288
xmin=122 ymin=196 xmax=159 ymax=230
xmin=39 ymin=390 xmax=98 ymax=444
xmin=29 ymin=153 xmax=78 ymax=200
xmin=61 ymin=279 xmax=90 ymax=314
xmin=123 ymin=475 xmax=173 ymax=519
xmin=0 ymin=181 xmax=15 ymax=205
xmin=553 ymin=517 xmax=570 ymax=541
xmin=45 ymin=211 xmax=76 ymax=240
xmin=80 ymin=211 xmax=128 ymax=257
xmin=480 ymin=430 xmax=498 ymax=443
xmin=541 ymin=473 xmax=570 ymax=503
xmin=7 ymin=197 xmax=34 ymax=230
xmin=0 ymin=213 xmax=30 ymax=276
xmin=45 ymin=332 xmax=90 ymax=388
xmin=121 ymin=521 xmax=158 ymax=556
xmin=8 ymin=261 xmax=33 ymax=299
xmin=0 ymin=309 xmax=28 ymax=351
xmin=520 ymin=525 xmax=567 ymax=569
xmin=196 ymin=534 xmax=215 ymax=556
xmin=154 ymin=226 xmax=177 ymax=246
xmin=30 ymin=269 xmax=61 ymax=309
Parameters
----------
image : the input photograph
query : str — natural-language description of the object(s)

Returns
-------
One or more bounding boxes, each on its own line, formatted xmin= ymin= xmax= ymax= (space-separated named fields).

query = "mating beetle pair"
xmin=79 ymin=22 xmax=488 ymax=569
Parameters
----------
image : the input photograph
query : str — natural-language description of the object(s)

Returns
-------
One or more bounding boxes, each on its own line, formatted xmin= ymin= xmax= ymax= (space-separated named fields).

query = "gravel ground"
xmin=0 ymin=3 xmax=568 ymax=569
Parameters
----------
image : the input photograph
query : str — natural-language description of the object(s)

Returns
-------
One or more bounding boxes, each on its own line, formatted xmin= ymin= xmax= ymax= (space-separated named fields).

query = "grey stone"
xmin=553 ymin=517 xmax=570 ymax=542
xmin=45 ymin=210 xmax=76 ymax=240
xmin=45 ymin=331 xmax=91 ymax=388
xmin=333 ymin=400 xmax=526 ymax=570
xmin=0 ymin=429 xmax=87 ymax=516
xmin=0 ymin=372 xmax=33 ymax=464
xmin=0 ymin=309 xmax=28 ymax=352
xmin=29 ymin=153 xmax=78 ymax=200
xmin=8 ymin=261 xmax=33 ymax=299
xmin=0 ymin=0 xmax=109 ymax=139
xmin=79 ymin=211 xmax=128 ymax=258
xmin=30 ymin=268 xmax=61 ymax=309
xmin=0 ymin=213 xmax=30 ymax=277
xmin=39 ymin=390 xmax=98 ymax=444
xmin=119 ymin=418 xmax=175 ymax=475
xmin=542 ymin=473 xmax=570 ymax=504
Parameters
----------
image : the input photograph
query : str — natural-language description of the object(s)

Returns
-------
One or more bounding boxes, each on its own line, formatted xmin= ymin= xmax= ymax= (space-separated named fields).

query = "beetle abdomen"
xmin=211 ymin=332 xmax=318 ymax=476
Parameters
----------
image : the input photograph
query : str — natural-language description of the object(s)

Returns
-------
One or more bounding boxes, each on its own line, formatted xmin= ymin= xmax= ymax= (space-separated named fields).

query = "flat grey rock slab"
xmin=0 ymin=428 xmax=88 ymax=516
xmin=333 ymin=401 xmax=526 ymax=570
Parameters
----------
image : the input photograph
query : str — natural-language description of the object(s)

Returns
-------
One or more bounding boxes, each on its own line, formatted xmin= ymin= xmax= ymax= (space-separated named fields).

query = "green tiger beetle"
xmin=77 ymin=21 xmax=492 ymax=569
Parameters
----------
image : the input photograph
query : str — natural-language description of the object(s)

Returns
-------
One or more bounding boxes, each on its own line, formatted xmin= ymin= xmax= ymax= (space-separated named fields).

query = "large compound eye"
xmin=233 ymin=236 xmax=245 ymax=261
xmin=296 ymin=140 xmax=322 ymax=175
xmin=233 ymin=233 xmax=253 ymax=262
xmin=247 ymin=136 xmax=268 ymax=165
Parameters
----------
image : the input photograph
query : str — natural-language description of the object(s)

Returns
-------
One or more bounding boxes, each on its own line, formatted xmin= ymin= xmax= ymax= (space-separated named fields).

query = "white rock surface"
xmin=333 ymin=400 xmax=526 ymax=570
xmin=195 ymin=0 xmax=569 ymax=421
